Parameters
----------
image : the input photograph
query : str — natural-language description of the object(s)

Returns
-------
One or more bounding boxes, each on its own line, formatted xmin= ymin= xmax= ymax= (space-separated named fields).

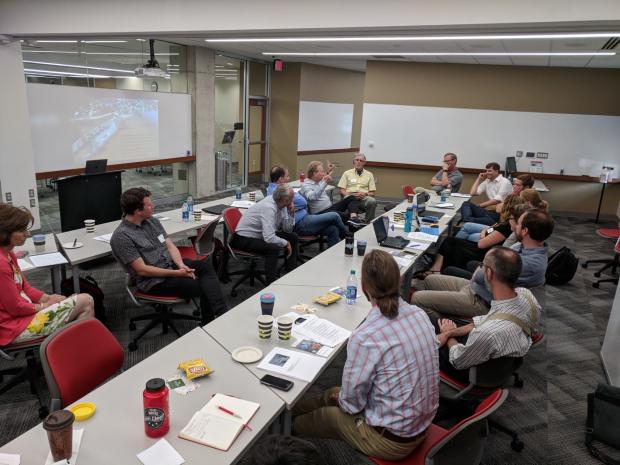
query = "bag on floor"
xmin=60 ymin=275 xmax=106 ymax=322
xmin=545 ymin=246 xmax=578 ymax=285
xmin=586 ymin=383 xmax=620 ymax=465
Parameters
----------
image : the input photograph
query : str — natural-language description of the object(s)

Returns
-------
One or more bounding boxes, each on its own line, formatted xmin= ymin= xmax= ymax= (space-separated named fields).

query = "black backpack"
xmin=546 ymin=246 xmax=579 ymax=285
xmin=60 ymin=275 xmax=106 ymax=323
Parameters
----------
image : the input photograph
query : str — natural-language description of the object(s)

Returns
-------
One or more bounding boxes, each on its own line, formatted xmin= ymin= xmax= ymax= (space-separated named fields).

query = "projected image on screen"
xmin=70 ymin=98 xmax=159 ymax=163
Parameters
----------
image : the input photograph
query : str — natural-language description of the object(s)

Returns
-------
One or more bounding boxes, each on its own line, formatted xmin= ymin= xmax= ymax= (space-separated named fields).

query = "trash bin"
xmin=215 ymin=151 xmax=229 ymax=190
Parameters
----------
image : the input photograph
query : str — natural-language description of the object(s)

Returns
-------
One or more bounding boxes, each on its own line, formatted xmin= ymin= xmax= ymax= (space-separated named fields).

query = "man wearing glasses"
xmin=337 ymin=153 xmax=377 ymax=222
xmin=430 ymin=153 xmax=463 ymax=193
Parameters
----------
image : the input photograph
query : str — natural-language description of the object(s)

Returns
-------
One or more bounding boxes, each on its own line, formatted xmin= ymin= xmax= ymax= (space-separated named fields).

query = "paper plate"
xmin=232 ymin=346 xmax=263 ymax=364
xmin=69 ymin=402 xmax=96 ymax=421
xmin=62 ymin=241 xmax=84 ymax=249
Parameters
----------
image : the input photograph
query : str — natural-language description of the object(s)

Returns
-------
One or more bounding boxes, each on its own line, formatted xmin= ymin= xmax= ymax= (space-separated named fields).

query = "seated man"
xmin=267 ymin=165 xmax=347 ymax=247
xmin=493 ymin=174 xmax=534 ymax=214
xmin=412 ymin=209 xmax=553 ymax=320
xmin=111 ymin=187 xmax=227 ymax=324
xmin=434 ymin=247 xmax=541 ymax=383
xmin=231 ymin=185 xmax=298 ymax=284
xmin=293 ymin=250 xmax=438 ymax=461
xmin=461 ymin=162 xmax=513 ymax=225
xmin=337 ymin=153 xmax=377 ymax=222
xmin=299 ymin=160 xmax=358 ymax=222
xmin=429 ymin=152 xmax=463 ymax=193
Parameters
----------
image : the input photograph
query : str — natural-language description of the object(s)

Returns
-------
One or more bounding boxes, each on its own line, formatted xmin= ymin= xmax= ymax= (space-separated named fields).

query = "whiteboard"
xmin=27 ymin=83 xmax=192 ymax=172
xmin=360 ymin=103 xmax=620 ymax=178
xmin=298 ymin=101 xmax=353 ymax=151
xmin=602 ymin=283 xmax=620 ymax=387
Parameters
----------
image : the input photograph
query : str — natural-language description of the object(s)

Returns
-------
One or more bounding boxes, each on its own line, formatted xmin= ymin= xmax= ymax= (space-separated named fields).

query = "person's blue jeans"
xmin=295 ymin=211 xmax=347 ymax=247
xmin=460 ymin=201 xmax=499 ymax=226
xmin=455 ymin=222 xmax=487 ymax=242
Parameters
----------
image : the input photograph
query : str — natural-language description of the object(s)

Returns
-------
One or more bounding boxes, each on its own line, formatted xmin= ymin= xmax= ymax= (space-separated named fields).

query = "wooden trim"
xmin=35 ymin=156 xmax=196 ymax=180
xmin=364 ymin=161 xmax=613 ymax=184
xmin=297 ymin=147 xmax=360 ymax=156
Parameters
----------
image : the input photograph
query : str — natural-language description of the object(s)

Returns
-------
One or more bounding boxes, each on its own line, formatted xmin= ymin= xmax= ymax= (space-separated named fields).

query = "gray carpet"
xmin=1 ymin=200 xmax=619 ymax=465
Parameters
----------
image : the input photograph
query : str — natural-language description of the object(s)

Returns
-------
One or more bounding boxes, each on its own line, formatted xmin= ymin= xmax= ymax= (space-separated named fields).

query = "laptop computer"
xmin=84 ymin=159 xmax=108 ymax=175
xmin=373 ymin=217 xmax=410 ymax=250
xmin=202 ymin=204 xmax=230 ymax=215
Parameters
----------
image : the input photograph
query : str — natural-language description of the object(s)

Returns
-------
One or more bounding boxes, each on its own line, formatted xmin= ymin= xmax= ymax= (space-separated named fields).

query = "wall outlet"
xmin=28 ymin=189 xmax=35 ymax=198
xmin=5 ymin=192 xmax=11 ymax=201
xmin=30 ymin=199 xmax=36 ymax=208
xmin=515 ymin=150 xmax=523 ymax=158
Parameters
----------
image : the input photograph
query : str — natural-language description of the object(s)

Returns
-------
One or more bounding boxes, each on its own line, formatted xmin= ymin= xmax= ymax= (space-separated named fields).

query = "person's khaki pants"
xmin=292 ymin=387 xmax=425 ymax=461
xmin=411 ymin=275 xmax=489 ymax=320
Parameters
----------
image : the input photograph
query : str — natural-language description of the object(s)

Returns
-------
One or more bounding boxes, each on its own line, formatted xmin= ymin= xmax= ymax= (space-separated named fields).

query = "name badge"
xmin=157 ymin=234 xmax=165 ymax=243
xmin=350 ymin=178 xmax=357 ymax=183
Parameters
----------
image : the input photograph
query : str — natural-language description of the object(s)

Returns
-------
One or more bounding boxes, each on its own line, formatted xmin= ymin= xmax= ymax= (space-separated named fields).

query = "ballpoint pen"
xmin=73 ymin=238 xmax=77 ymax=247
xmin=217 ymin=405 xmax=252 ymax=431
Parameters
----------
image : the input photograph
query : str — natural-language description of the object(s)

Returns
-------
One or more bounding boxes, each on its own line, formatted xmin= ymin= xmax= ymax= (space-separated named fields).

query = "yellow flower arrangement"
xmin=26 ymin=312 xmax=49 ymax=334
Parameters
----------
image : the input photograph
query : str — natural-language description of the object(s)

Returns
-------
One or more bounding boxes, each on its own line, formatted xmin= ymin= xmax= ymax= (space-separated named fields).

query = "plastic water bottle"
xmin=346 ymin=270 xmax=357 ymax=305
xmin=404 ymin=206 xmax=413 ymax=233
xmin=182 ymin=201 xmax=189 ymax=222
xmin=187 ymin=195 xmax=193 ymax=214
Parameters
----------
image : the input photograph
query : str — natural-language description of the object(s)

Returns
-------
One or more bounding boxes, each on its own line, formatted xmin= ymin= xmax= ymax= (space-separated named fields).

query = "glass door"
xmin=247 ymin=98 xmax=267 ymax=184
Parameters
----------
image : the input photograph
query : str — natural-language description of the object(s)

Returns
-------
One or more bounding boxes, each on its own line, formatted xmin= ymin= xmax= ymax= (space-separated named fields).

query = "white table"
xmin=15 ymin=234 xmax=63 ymax=293
xmin=533 ymin=179 xmax=549 ymax=192
xmin=0 ymin=328 xmax=285 ymax=465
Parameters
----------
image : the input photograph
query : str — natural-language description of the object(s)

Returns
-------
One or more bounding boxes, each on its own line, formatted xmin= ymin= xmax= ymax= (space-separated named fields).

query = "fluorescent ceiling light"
xmin=23 ymin=60 xmax=134 ymax=74
xmin=84 ymin=52 xmax=179 ymax=56
xmin=22 ymin=50 xmax=79 ymax=54
xmin=24 ymin=68 xmax=111 ymax=78
xmin=208 ymin=32 xmax=620 ymax=43
xmin=35 ymin=40 xmax=78 ymax=43
xmin=262 ymin=51 xmax=616 ymax=57
xmin=81 ymin=40 xmax=127 ymax=44
xmin=136 ymin=39 xmax=147 ymax=42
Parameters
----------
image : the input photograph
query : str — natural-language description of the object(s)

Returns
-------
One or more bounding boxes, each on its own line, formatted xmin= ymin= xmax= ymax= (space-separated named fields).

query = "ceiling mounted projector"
xmin=135 ymin=39 xmax=166 ymax=78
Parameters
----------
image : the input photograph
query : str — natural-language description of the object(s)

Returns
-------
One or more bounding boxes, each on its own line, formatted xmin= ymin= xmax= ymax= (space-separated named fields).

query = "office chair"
xmin=40 ymin=319 xmax=123 ymax=410
xmin=582 ymin=233 xmax=620 ymax=288
xmin=0 ymin=337 xmax=49 ymax=419
xmin=369 ymin=389 xmax=508 ymax=465
xmin=177 ymin=216 xmax=221 ymax=261
xmin=222 ymin=207 xmax=267 ymax=297
xmin=383 ymin=185 xmax=415 ymax=212
xmin=297 ymin=234 xmax=327 ymax=263
xmin=112 ymin=254 xmax=202 ymax=351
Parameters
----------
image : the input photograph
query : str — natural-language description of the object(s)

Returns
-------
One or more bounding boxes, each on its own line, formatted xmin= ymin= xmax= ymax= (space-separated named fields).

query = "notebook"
xmin=179 ymin=393 xmax=259 ymax=451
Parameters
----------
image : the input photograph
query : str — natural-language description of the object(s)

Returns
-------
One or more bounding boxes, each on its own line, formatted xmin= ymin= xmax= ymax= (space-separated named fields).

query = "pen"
xmin=217 ymin=406 xmax=253 ymax=431
xmin=72 ymin=238 xmax=77 ymax=247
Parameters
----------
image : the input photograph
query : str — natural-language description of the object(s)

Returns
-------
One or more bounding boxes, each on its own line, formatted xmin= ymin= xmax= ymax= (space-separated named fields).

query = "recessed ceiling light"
xmin=208 ymin=32 xmax=620 ymax=43
xmin=262 ymin=51 xmax=616 ymax=57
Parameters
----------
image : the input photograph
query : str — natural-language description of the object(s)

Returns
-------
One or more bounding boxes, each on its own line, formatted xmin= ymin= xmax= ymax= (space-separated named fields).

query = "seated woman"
xmin=292 ymin=250 xmax=438 ymax=461
xmin=520 ymin=188 xmax=549 ymax=211
xmin=425 ymin=194 xmax=525 ymax=273
xmin=456 ymin=194 xmax=524 ymax=243
xmin=0 ymin=204 xmax=94 ymax=347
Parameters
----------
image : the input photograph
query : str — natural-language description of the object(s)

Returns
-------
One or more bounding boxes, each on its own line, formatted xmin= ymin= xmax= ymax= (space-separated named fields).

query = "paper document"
xmin=0 ymin=453 xmax=20 ymax=465
xmin=137 ymin=439 xmax=185 ymax=465
xmin=282 ymin=312 xmax=350 ymax=347
xmin=292 ymin=339 xmax=334 ymax=357
xmin=200 ymin=214 xmax=220 ymax=222
xmin=94 ymin=233 xmax=113 ymax=243
xmin=17 ymin=259 xmax=35 ymax=271
xmin=231 ymin=200 xmax=255 ymax=209
xmin=434 ymin=202 xmax=454 ymax=208
xmin=29 ymin=252 xmax=67 ymax=267
xmin=257 ymin=347 xmax=327 ymax=382
xmin=407 ymin=232 xmax=439 ymax=243
xmin=450 ymin=193 xmax=471 ymax=198
xmin=406 ymin=241 xmax=431 ymax=252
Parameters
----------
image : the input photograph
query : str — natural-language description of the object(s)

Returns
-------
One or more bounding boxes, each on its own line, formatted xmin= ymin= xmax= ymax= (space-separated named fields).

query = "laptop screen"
xmin=84 ymin=159 xmax=108 ymax=174
xmin=372 ymin=218 xmax=388 ymax=243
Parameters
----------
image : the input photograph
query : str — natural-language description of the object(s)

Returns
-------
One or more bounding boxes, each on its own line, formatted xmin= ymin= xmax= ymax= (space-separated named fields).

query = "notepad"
xmin=28 ymin=252 xmax=68 ymax=267
xmin=179 ymin=393 xmax=259 ymax=451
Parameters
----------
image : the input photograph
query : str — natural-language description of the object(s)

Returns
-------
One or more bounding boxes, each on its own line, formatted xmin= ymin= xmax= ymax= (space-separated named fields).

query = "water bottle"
xmin=404 ymin=206 xmax=413 ymax=233
xmin=346 ymin=270 xmax=357 ymax=305
xmin=187 ymin=195 xmax=193 ymax=214
xmin=182 ymin=201 xmax=189 ymax=222
xmin=143 ymin=378 xmax=170 ymax=438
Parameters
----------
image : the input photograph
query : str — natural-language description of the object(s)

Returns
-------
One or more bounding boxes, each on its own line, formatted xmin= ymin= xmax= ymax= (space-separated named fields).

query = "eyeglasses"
xmin=354 ymin=158 xmax=365 ymax=162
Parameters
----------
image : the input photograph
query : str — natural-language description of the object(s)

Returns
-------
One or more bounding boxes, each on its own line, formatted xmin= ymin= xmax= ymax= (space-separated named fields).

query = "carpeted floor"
xmin=1 ymin=198 xmax=618 ymax=464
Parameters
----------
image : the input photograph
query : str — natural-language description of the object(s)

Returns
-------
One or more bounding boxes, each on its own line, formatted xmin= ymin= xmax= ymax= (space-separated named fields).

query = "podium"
xmin=57 ymin=171 xmax=123 ymax=232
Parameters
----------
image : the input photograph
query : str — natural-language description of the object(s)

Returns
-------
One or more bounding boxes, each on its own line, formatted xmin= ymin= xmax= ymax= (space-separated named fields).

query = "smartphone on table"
xmin=260 ymin=374 xmax=294 ymax=391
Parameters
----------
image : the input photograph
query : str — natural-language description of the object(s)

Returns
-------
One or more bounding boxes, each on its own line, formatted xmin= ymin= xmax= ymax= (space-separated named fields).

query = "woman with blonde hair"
xmin=0 ymin=203 xmax=94 ymax=346
xmin=455 ymin=194 xmax=525 ymax=243
xmin=520 ymin=188 xmax=549 ymax=211
xmin=293 ymin=250 xmax=439 ymax=460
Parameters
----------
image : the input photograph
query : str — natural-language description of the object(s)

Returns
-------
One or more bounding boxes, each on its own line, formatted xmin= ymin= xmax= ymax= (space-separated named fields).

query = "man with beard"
xmin=411 ymin=209 xmax=553 ymax=320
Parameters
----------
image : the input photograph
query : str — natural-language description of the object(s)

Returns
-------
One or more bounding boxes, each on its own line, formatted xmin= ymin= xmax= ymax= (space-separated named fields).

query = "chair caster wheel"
xmin=593 ymin=283 xmax=600 ymax=288
xmin=129 ymin=322 xmax=136 ymax=331
xmin=231 ymin=290 xmax=238 ymax=297
xmin=514 ymin=379 xmax=524 ymax=388
xmin=39 ymin=406 xmax=49 ymax=419
xmin=128 ymin=342 xmax=138 ymax=352
xmin=594 ymin=272 xmax=602 ymax=278
xmin=511 ymin=439 xmax=524 ymax=452
xmin=581 ymin=263 xmax=588 ymax=269
xmin=192 ymin=309 xmax=201 ymax=317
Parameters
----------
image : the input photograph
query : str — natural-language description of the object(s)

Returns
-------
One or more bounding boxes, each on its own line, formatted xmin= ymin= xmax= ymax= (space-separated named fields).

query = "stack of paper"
xmin=17 ymin=259 xmax=35 ymax=271
xmin=94 ymin=233 xmax=113 ymax=243
xmin=281 ymin=312 xmax=350 ymax=347
xmin=450 ymin=193 xmax=471 ymax=198
xmin=29 ymin=252 xmax=68 ymax=267
xmin=257 ymin=347 xmax=327 ymax=382
xmin=231 ymin=200 xmax=255 ymax=209
xmin=407 ymin=232 xmax=439 ymax=243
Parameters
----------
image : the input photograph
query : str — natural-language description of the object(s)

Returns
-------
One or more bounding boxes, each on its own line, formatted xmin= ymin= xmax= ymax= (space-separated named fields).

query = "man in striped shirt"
xmin=293 ymin=250 xmax=439 ymax=461
xmin=435 ymin=246 xmax=540 ymax=383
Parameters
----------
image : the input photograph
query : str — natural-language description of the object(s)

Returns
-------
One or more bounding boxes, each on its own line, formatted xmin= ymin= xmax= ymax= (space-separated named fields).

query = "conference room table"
xmin=0 ymin=328 xmax=285 ymax=465
xmin=15 ymin=233 xmax=64 ymax=293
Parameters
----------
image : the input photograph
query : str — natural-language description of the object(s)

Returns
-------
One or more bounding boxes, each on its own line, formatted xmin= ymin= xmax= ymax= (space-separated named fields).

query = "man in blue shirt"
xmin=267 ymin=165 xmax=347 ymax=247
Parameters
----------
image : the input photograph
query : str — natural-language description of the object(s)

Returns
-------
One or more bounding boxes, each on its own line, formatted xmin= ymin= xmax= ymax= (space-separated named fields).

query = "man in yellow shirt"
xmin=337 ymin=153 xmax=377 ymax=222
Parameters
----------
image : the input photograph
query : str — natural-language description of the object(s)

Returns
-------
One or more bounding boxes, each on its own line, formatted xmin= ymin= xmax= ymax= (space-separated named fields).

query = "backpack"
xmin=546 ymin=246 xmax=579 ymax=285
xmin=60 ymin=275 xmax=106 ymax=323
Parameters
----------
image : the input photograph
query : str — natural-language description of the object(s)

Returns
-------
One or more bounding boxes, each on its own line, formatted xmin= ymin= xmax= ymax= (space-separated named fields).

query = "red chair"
xmin=370 ymin=389 xmax=508 ymax=465
xmin=177 ymin=216 xmax=221 ymax=261
xmin=222 ymin=207 xmax=267 ymax=297
xmin=40 ymin=319 xmax=123 ymax=410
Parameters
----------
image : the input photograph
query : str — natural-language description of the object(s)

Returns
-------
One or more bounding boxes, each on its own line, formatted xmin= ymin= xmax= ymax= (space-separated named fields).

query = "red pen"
xmin=217 ymin=405 xmax=252 ymax=431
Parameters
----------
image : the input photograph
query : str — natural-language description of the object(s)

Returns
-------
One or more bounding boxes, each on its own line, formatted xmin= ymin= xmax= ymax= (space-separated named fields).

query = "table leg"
xmin=72 ymin=266 xmax=81 ymax=292
xmin=50 ymin=266 xmax=62 ymax=294
xmin=595 ymin=182 xmax=607 ymax=224
xmin=281 ymin=409 xmax=292 ymax=435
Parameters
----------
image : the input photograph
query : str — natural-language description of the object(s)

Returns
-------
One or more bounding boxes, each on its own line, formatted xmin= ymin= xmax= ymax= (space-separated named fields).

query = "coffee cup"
xmin=193 ymin=210 xmax=202 ymax=221
xmin=357 ymin=240 xmax=367 ymax=256
xmin=43 ymin=410 xmax=75 ymax=462
xmin=84 ymin=219 xmax=95 ymax=233
xmin=32 ymin=234 xmax=46 ymax=246
xmin=249 ymin=192 xmax=256 ymax=202
xmin=277 ymin=316 xmax=293 ymax=340
xmin=260 ymin=293 xmax=275 ymax=316
xmin=407 ymin=193 xmax=414 ymax=204
xmin=257 ymin=315 xmax=274 ymax=339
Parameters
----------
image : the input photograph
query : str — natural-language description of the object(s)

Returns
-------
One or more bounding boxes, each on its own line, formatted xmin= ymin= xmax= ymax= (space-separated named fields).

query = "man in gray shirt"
xmin=430 ymin=153 xmax=463 ymax=193
xmin=111 ymin=187 xmax=227 ymax=324
xmin=230 ymin=185 xmax=298 ymax=284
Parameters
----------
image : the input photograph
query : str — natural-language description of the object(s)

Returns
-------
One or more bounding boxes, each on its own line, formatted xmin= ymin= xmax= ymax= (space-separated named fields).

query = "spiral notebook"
xmin=179 ymin=393 xmax=259 ymax=451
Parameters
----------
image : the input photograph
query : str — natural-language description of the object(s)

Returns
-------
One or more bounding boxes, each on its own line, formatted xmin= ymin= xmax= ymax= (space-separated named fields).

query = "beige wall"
xmin=361 ymin=60 xmax=620 ymax=216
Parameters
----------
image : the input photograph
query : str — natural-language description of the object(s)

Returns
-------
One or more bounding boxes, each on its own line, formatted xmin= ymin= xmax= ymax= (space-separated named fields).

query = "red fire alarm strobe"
xmin=273 ymin=59 xmax=283 ymax=72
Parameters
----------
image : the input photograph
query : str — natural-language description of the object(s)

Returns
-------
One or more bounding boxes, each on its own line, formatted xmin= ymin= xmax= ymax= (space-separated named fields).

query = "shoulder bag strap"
xmin=484 ymin=312 xmax=532 ymax=337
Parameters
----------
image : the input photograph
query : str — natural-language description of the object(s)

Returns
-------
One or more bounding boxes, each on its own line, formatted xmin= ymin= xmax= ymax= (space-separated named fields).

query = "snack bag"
xmin=313 ymin=292 xmax=342 ymax=306
xmin=178 ymin=358 xmax=213 ymax=380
